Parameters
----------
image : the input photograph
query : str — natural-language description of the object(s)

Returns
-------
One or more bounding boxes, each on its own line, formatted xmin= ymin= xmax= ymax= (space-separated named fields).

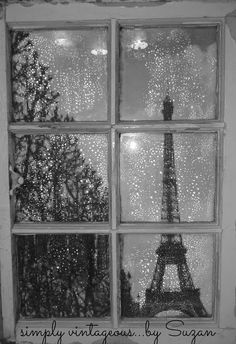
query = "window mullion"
xmin=110 ymin=18 xmax=117 ymax=126
xmin=110 ymin=19 xmax=119 ymax=327
xmin=111 ymin=232 xmax=119 ymax=328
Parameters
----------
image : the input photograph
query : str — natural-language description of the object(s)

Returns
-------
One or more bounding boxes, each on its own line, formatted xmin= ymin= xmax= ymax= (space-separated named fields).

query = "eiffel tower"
xmin=142 ymin=95 xmax=208 ymax=318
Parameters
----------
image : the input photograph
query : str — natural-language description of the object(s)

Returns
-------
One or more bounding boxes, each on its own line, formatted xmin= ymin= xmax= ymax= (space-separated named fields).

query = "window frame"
xmin=0 ymin=12 xmax=225 ymax=336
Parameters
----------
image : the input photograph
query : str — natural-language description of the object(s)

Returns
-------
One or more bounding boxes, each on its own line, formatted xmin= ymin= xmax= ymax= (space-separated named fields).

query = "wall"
xmin=1 ymin=1 xmax=236 ymax=344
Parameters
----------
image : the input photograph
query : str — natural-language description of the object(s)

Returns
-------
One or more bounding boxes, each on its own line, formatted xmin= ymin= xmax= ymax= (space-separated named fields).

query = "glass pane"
xmin=120 ymin=233 xmax=214 ymax=318
xmin=11 ymin=29 xmax=108 ymax=122
xmin=120 ymin=132 xmax=217 ymax=222
xmin=14 ymin=134 xmax=108 ymax=222
xmin=120 ymin=26 xmax=218 ymax=120
xmin=17 ymin=234 xmax=110 ymax=318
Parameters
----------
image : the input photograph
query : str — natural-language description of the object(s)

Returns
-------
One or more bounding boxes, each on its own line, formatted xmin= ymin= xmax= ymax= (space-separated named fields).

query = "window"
xmin=8 ymin=20 xmax=222 ymax=325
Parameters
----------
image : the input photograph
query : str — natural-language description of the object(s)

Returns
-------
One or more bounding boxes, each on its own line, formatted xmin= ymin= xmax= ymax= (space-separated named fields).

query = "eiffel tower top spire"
xmin=161 ymin=95 xmax=180 ymax=224
xmin=162 ymin=94 xmax=174 ymax=121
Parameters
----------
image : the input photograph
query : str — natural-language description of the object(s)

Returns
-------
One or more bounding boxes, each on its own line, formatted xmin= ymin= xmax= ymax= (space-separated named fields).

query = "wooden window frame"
xmin=0 ymin=4 xmax=226 ymax=339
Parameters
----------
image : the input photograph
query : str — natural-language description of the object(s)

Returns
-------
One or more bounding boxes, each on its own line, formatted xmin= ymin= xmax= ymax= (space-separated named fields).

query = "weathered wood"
xmin=0 ymin=18 xmax=16 ymax=339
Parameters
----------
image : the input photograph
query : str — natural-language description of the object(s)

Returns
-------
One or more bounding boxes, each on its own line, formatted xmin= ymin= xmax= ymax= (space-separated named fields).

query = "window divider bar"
xmin=110 ymin=25 xmax=119 ymax=327
xmin=216 ymin=129 xmax=224 ymax=228
xmin=218 ymin=19 xmax=225 ymax=123
xmin=118 ymin=18 xmax=225 ymax=27
xmin=111 ymin=128 xmax=117 ymax=230
xmin=112 ymin=122 xmax=225 ymax=131
xmin=9 ymin=123 xmax=111 ymax=134
xmin=116 ymin=225 xmax=222 ymax=234
xmin=110 ymin=18 xmax=117 ymax=125
xmin=7 ymin=20 xmax=110 ymax=31
xmin=111 ymin=231 xmax=119 ymax=328
xmin=12 ymin=226 xmax=111 ymax=235
xmin=213 ymin=232 xmax=220 ymax=325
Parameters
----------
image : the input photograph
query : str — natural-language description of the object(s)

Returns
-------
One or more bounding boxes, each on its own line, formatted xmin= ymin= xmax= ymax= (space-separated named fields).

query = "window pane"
xmin=120 ymin=132 xmax=217 ymax=222
xmin=120 ymin=233 xmax=214 ymax=318
xmin=11 ymin=29 xmax=108 ymax=122
xmin=17 ymin=234 xmax=110 ymax=318
xmin=14 ymin=134 xmax=108 ymax=222
xmin=120 ymin=26 xmax=218 ymax=120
